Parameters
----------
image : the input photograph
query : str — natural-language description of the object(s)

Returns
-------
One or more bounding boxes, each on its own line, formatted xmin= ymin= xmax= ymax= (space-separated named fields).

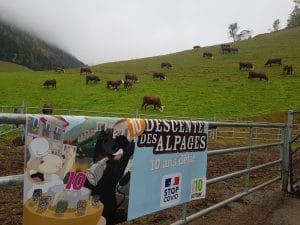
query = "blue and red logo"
xmin=160 ymin=173 xmax=181 ymax=208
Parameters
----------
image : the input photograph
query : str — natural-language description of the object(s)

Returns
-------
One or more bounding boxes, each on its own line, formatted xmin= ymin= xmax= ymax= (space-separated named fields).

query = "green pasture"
xmin=0 ymin=27 xmax=300 ymax=120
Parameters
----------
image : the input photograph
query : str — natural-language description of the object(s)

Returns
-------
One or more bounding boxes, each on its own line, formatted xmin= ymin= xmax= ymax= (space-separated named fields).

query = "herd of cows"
xmin=198 ymin=44 xmax=294 ymax=81
xmin=42 ymin=44 xmax=295 ymax=113
xmin=42 ymin=62 xmax=170 ymax=112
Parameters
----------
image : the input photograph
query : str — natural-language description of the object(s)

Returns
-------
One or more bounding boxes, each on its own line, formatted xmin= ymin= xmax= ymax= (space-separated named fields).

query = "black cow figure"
xmin=84 ymin=123 xmax=134 ymax=225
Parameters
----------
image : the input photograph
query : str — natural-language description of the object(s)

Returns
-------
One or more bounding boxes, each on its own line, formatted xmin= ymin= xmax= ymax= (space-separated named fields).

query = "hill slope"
xmin=0 ymin=21 xmax=85 ymax=71
xmin=0 ymin=27 xmax=299 ymax=120
xmin=0 ymin=60 xmax=31 ymax=72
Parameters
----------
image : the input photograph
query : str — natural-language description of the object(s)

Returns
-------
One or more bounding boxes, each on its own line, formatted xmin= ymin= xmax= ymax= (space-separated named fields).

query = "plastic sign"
xmin=22 ymin=115 xmax=208 ymax=225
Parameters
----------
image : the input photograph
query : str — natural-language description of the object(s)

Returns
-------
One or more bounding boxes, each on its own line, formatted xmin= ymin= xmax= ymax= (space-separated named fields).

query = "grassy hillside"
xmin=0 ymin=60 xmax=31 ymax=72
xmin=0 ymin=27 xmax=300 ymax=120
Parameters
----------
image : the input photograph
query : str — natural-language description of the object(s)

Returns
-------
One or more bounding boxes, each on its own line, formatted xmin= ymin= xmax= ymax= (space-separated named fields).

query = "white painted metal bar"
xmin=171 ymin=177 xmax=280 ymax=225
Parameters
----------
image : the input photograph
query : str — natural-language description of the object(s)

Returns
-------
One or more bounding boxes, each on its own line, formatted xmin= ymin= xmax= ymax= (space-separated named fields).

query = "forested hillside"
xmin=0 ymin=21 xmax=85 ymax=70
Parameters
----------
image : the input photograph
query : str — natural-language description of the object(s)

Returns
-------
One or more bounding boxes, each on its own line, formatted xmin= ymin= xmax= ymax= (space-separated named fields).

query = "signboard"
xmin=23 ymin=115 xmax=208 ymax=225
xmin=128 ymin=119 xmax=208 ymax=219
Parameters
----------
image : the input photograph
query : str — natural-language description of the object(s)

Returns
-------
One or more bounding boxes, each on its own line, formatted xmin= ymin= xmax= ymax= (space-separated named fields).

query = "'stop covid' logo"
xmin=160 ymin=173 xmax=181 ymax=208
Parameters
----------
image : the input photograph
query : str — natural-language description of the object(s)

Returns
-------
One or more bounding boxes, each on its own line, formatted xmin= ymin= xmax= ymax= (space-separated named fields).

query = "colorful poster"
xmin=128 ymin=119 xmax=208 ymax=220
xmin=23 ymin=115 xmax=208 ymax=225
xmin=23 ymin=115 xmax=134 ymax=225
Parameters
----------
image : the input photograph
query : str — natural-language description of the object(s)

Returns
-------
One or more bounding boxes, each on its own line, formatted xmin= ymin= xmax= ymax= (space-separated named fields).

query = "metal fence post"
xmin=282 ymin=110 xmax=293 ymax=192
xmin=245 ymin=127 xmax=253 ymax=191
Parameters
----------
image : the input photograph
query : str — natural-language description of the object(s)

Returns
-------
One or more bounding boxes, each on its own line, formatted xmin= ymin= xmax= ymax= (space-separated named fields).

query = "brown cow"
xmin=248 ymin=71 xmax=268 ymax=81
xmin=86 ymin=75 xmax=100 ymax=84
xmin=141 ymin=96 xmax=164 ymax=112
xmin=107 ymin=80 xmax=124 ymax=89
xmin=222 ymin=47 xmax=238 ymax=54
xmin=239 ymin=62 xmax=254 ymax=70
xmin=42 ymin=103 xmax=54 ymax=115
xmin=125 ymin=73 xmax=139 ymax=83
xmin=54 ymin=67 xmax=65 ymax=73
xmin=80 ymin=67 xmax=92 ymax=75
xmin=43 ymin=79 xmax=56 ymax=88
xmin=124 ymin=79 xmax=134 ymax=90
xmin=153 ymin=72 xmax=166 ymax=80
xmin=203 ymin=52 xmax=213 ymax=59
xmin=282 ymin=65 xmax=293 ymax=75
xmin=265 ymin=58 xmax=282 ymax=66
xmin=161 ymin=62 xmax=172 ymax=69
xmin=221 ymin=44 xmax=230 ymax=48
xmin=193 ymin=45 xmax=200 ymax=49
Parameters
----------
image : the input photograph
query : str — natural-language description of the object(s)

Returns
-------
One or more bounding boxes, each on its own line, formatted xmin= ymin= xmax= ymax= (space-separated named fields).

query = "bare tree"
xmin=273 ymin=19 xmax=280 ymax=31
xmin=228 ymin=22 xmax=239 ymax=41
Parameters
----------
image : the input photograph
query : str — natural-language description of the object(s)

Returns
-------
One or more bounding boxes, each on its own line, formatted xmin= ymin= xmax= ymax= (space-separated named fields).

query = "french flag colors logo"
xmin=160 ymin=173 xmax=181 ymax=208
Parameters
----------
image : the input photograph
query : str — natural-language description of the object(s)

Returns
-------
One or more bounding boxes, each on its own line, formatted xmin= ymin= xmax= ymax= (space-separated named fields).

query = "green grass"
xmin=0 ymin=61 xmax=31 ymax=72
xmin=1 ymin=27 xmax=300 ymax=120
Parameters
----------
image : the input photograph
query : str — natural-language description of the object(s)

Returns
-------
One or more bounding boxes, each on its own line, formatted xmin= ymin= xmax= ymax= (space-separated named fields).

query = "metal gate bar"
xmin=171 ymin=177 xmax=280 ymax=225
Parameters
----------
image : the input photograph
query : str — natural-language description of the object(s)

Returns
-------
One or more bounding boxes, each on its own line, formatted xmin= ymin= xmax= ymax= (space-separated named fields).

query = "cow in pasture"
xmin=282 ymin=65 xmax=293 ymax=75
xmin=153 ymin=72 xmax=166 ymax=80
xmin=43 ymin=79 xmax=56 ymax=88
xmin=13 ymin=107 xmax=23 ymax=128
xmin=42 ymin=103 xmax=54 ymax=115
xmin=86 ymin=75 xmax=100 ymax=84
xmin=107 ymin=80 xmax=124 ymax=89
xmin=125 ymin=73 xmax=139 ymax=83
xmin=203 ymin=52 xmax=213 ymax=59
xmin=193 ymin=45 xmax=201 ymax=49
xmin=248 ymin=71 xmax=268 ymax=81
xmin=222 ymin=47 xmax=238 ymax=54
xmin=124 ymin=79 xmax=134 ymax=90
xmin=264 ymin=58 xmax=282 ymax=66
xmin=54 ymin=67 xmax=65 ymax=73
xmin=161 ymin=62 xmax=172 ymax=69
xmin=141 ymin=96 xmax=164 ymax=112
xmin=80 ymin=67 xmax=92 ymax=75
xmin=221 ymin=44 xmax=230 ymax=48
xmin=239 ymin=62 xmax=254 ymax=70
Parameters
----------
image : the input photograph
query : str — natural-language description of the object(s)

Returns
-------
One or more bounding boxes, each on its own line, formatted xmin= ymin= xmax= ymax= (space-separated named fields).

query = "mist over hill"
xmin=0 ymin=20 xmax=85 ymax=71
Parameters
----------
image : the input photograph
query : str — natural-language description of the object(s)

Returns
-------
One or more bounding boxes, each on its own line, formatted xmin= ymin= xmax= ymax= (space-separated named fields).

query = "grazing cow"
xmin=203 ymin=52 xmax=213 ymax=59
xmin=282 ymin=65 xmax=293 ymax=75
xmin=248 ymin=71 xmax=268 ymax=81
xmin=153 ymin=72 xmax=166 ymax=80
xmin=265 ymin=58 xmax=282 ymax=66
xmin=42 ymin=103 xmax=54 ymax=115
xmin=107 ymin=80 xmax=124 ymax=89
xmin=193 ymin=45 xmax=201 ymax=49
xmin=221 ymin=44 xmax=230 ymax=48
xmin=239 ymin=62 xmax=254 ymax=70
xmin=161 ymin=62 xmax=172 ymax=69
xmin=141 ymin=96 xmax=164 ymax=112
xmin=80 ymin=67 xmax=92 ymax=75
xmin=86 ymin=75 xmax=100 ymax=84
xmin=125 ymin=73 xmax=139 ymax=83
xmin=124 ymin=79 xmax=134 ymax=90
xmin=54 ymin=67 xmax=65 ymax=73
xmin=43 ymin=79 xmax=56 ymax=88
xmin=222 ymin=47 xmax=238 ymax=54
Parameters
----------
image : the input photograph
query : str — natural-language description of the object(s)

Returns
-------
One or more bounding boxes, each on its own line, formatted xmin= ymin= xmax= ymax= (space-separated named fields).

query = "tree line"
xmin=0 ymin=21 xmax=85 ymax=71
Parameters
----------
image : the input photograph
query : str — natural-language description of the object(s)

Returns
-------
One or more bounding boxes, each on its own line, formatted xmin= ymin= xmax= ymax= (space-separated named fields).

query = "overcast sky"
xmin=0 ymin=0 xmax=295 ymax=65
